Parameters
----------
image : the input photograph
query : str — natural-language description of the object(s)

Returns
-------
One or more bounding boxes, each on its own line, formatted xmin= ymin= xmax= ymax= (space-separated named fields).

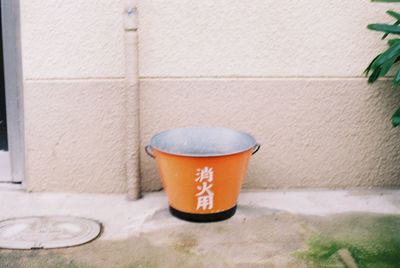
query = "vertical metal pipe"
xmin=124 ymin=0 xmax=140 ymax=200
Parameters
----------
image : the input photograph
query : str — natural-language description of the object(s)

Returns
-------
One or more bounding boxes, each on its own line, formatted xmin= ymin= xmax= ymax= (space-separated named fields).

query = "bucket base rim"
xmin=169 ymin=205 xmax=237 ymax=223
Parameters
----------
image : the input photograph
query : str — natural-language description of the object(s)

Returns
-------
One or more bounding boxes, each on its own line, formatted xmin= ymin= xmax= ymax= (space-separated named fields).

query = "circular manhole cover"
xmin=0 ymin=216 xmax=102 ymax=249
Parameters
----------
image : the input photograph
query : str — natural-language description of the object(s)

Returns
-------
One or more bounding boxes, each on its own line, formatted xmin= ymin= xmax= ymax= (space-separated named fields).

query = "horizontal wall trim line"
xmin=140 ymin=76 xmax=393 ymax=81
xmin=24 ymin=76 xmax=394 ymax=82
xmin=25 ymin=77 xmax=125 ymax=82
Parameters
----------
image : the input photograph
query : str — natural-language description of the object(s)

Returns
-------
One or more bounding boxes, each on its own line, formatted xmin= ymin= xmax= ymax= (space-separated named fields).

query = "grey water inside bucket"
xmin=150 ymin=128 xmax=257 ymax=157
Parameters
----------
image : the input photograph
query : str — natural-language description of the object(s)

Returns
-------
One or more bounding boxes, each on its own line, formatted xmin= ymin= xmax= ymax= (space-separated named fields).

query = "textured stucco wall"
xmin=24 ymin=81 xmax=128 ymax=193
xmin=140 ymin=79 xmax=400 ymax=191
xmin=21 ymin=0 xmax=125 ymax=79
xmin=20 ymin=0 xmax=129 ymax=192
xmin=138 ymin=0 xmax=396 ymax=77
xmin=19 ymin=0 xmax=400 ymax=192
xmin=138 ymin=0 xmax=400 ymax=191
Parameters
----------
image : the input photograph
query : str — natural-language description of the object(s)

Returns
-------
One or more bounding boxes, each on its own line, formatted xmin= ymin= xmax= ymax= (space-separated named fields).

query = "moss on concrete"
xmin=0 ymin=250 xmax=90 ymax=268
xmin=296 ymin=214 xmax=400 ymax=268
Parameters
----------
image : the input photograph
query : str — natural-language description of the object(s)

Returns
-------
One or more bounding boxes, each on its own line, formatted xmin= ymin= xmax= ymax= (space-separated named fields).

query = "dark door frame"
xmin=1 ymin=0 xmax=24 ymax=183
xmin=0 ymin=2 xmax=7 ymax=151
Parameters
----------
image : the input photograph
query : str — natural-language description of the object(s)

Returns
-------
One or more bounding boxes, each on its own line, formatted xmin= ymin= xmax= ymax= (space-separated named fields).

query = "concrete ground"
xmin=1 ymin=188 xmax=400 ymax=267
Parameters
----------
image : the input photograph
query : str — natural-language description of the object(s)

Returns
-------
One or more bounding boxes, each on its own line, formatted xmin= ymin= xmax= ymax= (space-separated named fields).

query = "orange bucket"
xmin=145 ymin=128 xmax=260 ymax=222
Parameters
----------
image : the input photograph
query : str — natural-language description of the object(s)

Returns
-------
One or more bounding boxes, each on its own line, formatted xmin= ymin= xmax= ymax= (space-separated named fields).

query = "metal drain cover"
xmin=0 ymin=216 xmax=101 ymax=249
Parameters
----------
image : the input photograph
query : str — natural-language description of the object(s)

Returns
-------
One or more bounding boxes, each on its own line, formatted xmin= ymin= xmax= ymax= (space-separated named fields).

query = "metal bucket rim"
xmin=149 ymin=127 xmax=258 ymax=157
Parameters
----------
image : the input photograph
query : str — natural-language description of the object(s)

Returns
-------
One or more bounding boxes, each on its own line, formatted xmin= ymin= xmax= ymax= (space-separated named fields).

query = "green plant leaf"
xmin=388 ymin=39 xmax=400 ymax=46
xmin=391 ymin=106 xmax=400 ymax=127
xmin=387 ymin=10 xmax=400 ymax=20
xmin=382 ymin=20 xmax=400 ymax=39
xmin=372 ymin=0 xmax=400 ymax=2
xmin=393 ymin=65 xmax=400 ymax=85
xmin=380 ymin=56 xmax=397 ymax=77
xmin=368 ymin=66 xmax=382 ymax=83
xmin=364 ymin=54 xmax=382 ymax=76
xmin=371 ymin=42 xmax=400 ymax=70
xmin=368 ymin=24 xmax=400 ymax=35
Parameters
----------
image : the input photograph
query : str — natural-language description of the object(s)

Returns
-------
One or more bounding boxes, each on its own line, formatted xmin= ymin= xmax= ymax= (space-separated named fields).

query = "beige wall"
xmin=138 ymin=0 xmax=395 ymax=77
xmin=138 ymin=0 xmax=400 ymax=191
xmin=20 ymin=0 xmax=128 ymax=192
xmin=140 ymin=79 xmax=400 ymax=191
xmin=21 ymin=0 xmax=125 ymax=79
xmin=19 ymin=0 xmax=400 ymax=192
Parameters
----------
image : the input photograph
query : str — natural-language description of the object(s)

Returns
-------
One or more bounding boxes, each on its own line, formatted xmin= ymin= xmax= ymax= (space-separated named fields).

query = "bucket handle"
xmin=252 ymin=144 xmax=261 ymax=155
xmin=145 ymin=145 xmax=155 ymax=159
